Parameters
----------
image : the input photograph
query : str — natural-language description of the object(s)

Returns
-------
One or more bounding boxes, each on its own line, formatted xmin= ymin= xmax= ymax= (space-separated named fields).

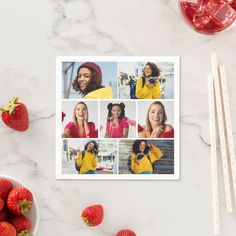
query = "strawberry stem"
xmin=17 ymin=230 xmax=33 ymax=236
xmin=20 ymin=199 xmax=32 ymax=215
xmin=0 ymin=97 xmax=20 ymax=114
xmin=82 ymin=217 xmax=90 ymax=226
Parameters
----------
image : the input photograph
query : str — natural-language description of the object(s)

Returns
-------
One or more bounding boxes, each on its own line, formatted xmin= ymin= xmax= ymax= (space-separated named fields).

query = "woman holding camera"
xmin=75 ymin=141 xmax=98 ymax=174
xmin=130 ymin=140 xmax=163 ymax=174
xmin=135 ymin=62 xmax=161 ymax=99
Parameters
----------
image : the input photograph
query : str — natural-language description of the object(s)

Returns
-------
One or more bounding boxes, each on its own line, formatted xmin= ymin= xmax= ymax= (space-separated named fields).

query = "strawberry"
xmin=0 ymin=97 xmax=29 ymax=132
xmin=0 ymin=199 xmax=4 ymax=210
xmin=7 ymin=188 xmax=33 ymax=215
xmin=0 ymin=222 xmax=16 ymax=236
xmin=81 ymin=204 xmax=104 ymax=227
xmin=9 ymin=215 xmax=32 ymax=235
xmin=0 ymin=208 xmax=8 ymax=222
xmin=0 ymin=178 xmax=13 ymax=201
xmin=116 ymin=229 xmax=137 ymax=236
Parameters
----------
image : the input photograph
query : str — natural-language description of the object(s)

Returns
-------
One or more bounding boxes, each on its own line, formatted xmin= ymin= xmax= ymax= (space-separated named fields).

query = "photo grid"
xmin=56 ymin=57 xmax=180 ymax=180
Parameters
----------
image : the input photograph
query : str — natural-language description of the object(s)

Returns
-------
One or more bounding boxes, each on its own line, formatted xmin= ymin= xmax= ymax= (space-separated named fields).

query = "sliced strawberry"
xmin=81 ymin=204 xmax=104 ymax=227
xmin=116 ymin=229 xmax=137 ymax=236
xmin=0 ymin=97 xmax=29 ymax=132
xmin=0 ymin=222 xmax=16 ymax=236
xmin=7 ymin=188 xmax=33 ymax=215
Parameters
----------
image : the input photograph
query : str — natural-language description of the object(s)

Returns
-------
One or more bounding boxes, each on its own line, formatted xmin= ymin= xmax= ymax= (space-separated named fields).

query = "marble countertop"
xmin=0 ymin=0 xmax=236 ymax=235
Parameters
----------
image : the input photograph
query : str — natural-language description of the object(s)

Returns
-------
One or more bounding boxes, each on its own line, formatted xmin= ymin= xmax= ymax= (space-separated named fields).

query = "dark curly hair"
xmin=107 ymin=103 xmax=126 ymax=119
xmin=72 ymin=67 xmax=103 ymax=96
xmin=85 ymin=141 xmax=98 ymax=155
xmin=142 ymin=62 xmax=161 ymax=78
xmin=132 ymin=140 xmax=150 ymax=155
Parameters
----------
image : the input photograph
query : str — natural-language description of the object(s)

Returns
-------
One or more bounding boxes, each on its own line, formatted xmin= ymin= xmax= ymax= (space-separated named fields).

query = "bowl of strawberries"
xmin=0 ymin=175 xmax=39 ymax=236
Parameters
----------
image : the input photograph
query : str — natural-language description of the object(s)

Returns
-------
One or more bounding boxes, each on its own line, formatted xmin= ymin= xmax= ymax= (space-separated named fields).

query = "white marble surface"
xmin=0 ymin=0 xmax=236 ymax=235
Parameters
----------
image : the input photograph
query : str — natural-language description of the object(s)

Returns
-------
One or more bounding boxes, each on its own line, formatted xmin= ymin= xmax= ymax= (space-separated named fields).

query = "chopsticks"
xmin=209 ymin=54 xmax=236 ymax=234
xmin=219 ymin=65 xmax=236 ymax=207
xmin=208 ymin=74 xmax=220 ymax=234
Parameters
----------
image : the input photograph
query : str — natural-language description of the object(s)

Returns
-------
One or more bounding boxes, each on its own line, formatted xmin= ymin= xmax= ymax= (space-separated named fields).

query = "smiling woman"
xmin=62 ymin=101 xmax=98 ymax=138
xmin=135 ymin=62 xmax=161 ymax=99
xmin=72 ymin=62 xmax=113 ymax=99
xmin=138 ymin=101 xmax=174 ymax=138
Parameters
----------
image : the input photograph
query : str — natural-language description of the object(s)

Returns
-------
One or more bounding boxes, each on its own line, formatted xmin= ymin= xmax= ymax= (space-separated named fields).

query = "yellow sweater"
xmin=84 ymin=86 xmax=113 ymax=99
xmin=131 ymin=146 xmax=163 ymax=174
xmin=76 ymin=151 xmax=97 ymax=174
xmin=135 ymin=77 xmax=161 ymax=99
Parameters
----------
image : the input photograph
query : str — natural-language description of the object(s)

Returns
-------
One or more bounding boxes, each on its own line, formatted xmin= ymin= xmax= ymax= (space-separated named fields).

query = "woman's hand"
xmin=84 ymin=110 xmax=89 ymax=122
xmin=151 ymin=125 xmax=163 ymax=138
xmin=145 ymin=78 xmax=154 ymax=89
xmin=134 ymin=157 xmax=140 ymax=164
xmin=62 ymin=129 xmax=70 ymax=138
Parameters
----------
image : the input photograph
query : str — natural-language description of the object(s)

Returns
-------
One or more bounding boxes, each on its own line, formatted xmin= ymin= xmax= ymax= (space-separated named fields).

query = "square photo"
xmin=62 ymin=100 xmax=98 ymax=138
xmin=138 ymin=101 xmax=174 ymax=139
xmin=118 ymin=60 xmax=176 ymax=99
xmin=100 ymin=100 xmax=137 ymax=138
xmin=62 ymin=139 xmax=118 ymax=176
xmin=119 ymin=139 xmax=175 ymax=176
xmin=62 ymin=61 xmax=117 ymax=99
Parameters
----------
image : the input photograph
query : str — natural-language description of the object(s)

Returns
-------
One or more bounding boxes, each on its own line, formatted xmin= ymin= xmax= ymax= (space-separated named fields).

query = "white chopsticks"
xmin=209 ymin=54 xmax=236 ymax=234
xmin=208 ymin=74 xmax=220 ymax=234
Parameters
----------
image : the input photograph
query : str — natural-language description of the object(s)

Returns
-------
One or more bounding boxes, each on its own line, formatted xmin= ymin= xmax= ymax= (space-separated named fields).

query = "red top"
xmin=64 ymin=122 xmax=96 ymax=138
xmin=159 ymin=129 xmax=174 ymax=138
xmin=144 ymin=128 xmax=174 ymax=138
xmin=106 ymin=117 xmax=129 ymax=138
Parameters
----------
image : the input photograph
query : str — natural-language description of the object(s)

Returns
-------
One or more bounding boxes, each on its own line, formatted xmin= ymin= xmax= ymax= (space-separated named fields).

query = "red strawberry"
xmin=0 ymin=222 xmax=16 ymax=236
xmin=7 ymin=187 xmax=33 ymax=215
xmin=0 ymin=178 xmax=13 ymax=202
xmin=116 ymin=229 xmax=136 ymax=236
xmin=81 ymin=204 xmax=104 ymax=227
xmin=0 ymin=97 xmax=29 ymax=132
xmin=0 ymin=208 xmax=8 ymax=222
xmin=0 ymin=199 xmax=4 ymax=210
xmin=9 ymin=215 xmax=32 ymax=235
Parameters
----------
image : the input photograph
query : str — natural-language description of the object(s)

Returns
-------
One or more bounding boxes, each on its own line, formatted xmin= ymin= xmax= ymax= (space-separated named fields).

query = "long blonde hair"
xmin=73 ymin=102 xmax=88 ymax=126
xmin=146 ymin=101 xmax=167 ymax=133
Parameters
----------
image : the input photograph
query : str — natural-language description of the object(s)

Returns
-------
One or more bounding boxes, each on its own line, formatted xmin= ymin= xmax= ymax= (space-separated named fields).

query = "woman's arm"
xmin=135 ymin=77 xmax=151 ymax=99
xmin=152 ymin=81 xmax=161 ymax=98
xmin=131 ymin=154 xmax=137 ymax=172
xmin=92 ymin=156 xmax=97 ymax=168
xmin=147 ymin=143 xmax=163 ymax=163
xmin=150 ymin=125 xmax=164 ymax=138
xmin=76 ymin=152 xmax=83 ymax=167
xmin=138 ymin=130 xmax=146 ymax=138
xmin=105 ymin=121 xmax=110 ymax=138
xmin=62 ymin=128 xmax=70 ymax=138
xmin=122 ymin=127 xmax=129 ymax=138
xmin=84 ymin=120 xmax=91 ymax=137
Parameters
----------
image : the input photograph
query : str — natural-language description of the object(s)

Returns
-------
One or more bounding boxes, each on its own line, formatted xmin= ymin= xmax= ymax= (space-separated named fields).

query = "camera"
xmin=136 ymin=153 xmax=144 ymax=160
xmin=148 ymin=77 xmax=158 ymax=84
